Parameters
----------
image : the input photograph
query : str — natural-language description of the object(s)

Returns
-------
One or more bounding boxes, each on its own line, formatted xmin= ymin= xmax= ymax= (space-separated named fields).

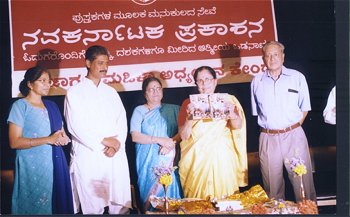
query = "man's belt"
xmin=260 ymin=122 xmax=301 ymax=134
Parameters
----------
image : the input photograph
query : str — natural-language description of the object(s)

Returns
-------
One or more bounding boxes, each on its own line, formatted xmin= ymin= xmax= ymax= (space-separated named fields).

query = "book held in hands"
xmin=189 ymin=93 xmax=234 ymax=120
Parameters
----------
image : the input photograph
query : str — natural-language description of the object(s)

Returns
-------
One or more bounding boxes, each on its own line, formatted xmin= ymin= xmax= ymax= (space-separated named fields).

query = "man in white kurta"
xmin=64 ymin=45 xmax=131 ymax=214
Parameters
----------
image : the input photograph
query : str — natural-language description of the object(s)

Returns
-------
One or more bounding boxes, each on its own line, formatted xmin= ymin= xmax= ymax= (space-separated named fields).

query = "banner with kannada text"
xmin=9 ymin=0 xmax=277 ymax=97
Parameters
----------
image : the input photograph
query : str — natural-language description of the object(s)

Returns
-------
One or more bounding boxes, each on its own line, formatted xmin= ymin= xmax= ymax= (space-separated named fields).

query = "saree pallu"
xmin=135 ymin=104 xmax=183 ymax=211
xmin=43 ymin=100 xmax=74 ymax=214
xmin=179 ymin=95 xmax=248 ymax=199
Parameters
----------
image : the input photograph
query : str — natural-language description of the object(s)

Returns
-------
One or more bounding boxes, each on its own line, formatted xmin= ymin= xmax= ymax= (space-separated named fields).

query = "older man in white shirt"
xmin=251 ymin=41 xmax=316 ymax=202
xmin=64 ymin=45 xmax=131 ymax=214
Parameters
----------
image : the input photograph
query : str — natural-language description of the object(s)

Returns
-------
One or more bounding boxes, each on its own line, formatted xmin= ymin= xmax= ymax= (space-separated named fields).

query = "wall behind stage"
xmin=0 ymin=0 xmax=336 ymax=184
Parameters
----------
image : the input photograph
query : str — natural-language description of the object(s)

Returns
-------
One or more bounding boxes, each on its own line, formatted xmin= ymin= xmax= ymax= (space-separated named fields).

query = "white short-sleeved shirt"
xmin=251 ymin=66 xmax=311 ymax=129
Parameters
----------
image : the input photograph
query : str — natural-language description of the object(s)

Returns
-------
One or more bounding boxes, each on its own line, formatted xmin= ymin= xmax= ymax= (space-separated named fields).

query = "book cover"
xmin=189 ymin=94 xmax=211 ymax=119
xmin=189 ymin=93 xmax=233 ymax=120
xmin=209 ymin=93 xmax=232 ymax=119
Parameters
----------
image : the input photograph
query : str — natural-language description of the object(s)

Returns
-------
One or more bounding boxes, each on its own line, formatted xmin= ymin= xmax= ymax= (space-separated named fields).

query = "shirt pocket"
xmin=286 ymin=87 xmax=299 ymax=103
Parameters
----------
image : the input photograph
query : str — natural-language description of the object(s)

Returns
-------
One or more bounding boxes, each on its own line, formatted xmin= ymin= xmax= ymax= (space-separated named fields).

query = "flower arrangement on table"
xmin=286 ymin=156 xmax=318 ymax=214
xmin=286 ymin=157 xmax=307 ymax=199
xmin=276 ymin=199 xmax=288 ymax=214
xmin=277 ymin=199 xmax=286 ymax=209
xmin=288 ymin=157 xmax=307 ymax=176
xmin=152 ymin=164 xmax=177 ymax=214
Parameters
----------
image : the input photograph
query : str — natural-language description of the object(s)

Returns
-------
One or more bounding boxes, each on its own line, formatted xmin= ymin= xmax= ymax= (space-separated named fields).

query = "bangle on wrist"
xmin=29 ymin=138 xmax=33 ymax=147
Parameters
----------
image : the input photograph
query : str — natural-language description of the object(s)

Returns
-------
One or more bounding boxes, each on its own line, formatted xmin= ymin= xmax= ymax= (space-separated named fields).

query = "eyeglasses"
xmin=36 ymin=79 xmax=52 ymax=85
xmin=147 ymin=87 xmax=162 ymax=93
xmin=196 ymin=78 xmax=214 ymax=85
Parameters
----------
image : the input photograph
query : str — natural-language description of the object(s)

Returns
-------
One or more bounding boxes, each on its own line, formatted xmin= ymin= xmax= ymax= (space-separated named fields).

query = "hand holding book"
xmin=189 ymin=93 xmax=236 ymax=120
xmin=226 ymin=103 xmax=242 ymax=129
xmin=224 ymin=102 xmax=239 ymax=120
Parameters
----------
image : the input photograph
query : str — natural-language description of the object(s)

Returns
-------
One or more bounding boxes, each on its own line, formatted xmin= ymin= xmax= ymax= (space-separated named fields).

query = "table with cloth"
xmin=146 ymin=185 xmax=318 ymax=215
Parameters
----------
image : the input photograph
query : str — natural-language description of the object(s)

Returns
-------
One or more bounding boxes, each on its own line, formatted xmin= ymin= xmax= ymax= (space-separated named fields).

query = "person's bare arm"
xmin=300 ymin=111 xmax=308 ymax=125
xmin=9 ymin=123 xmax=64 ymax=149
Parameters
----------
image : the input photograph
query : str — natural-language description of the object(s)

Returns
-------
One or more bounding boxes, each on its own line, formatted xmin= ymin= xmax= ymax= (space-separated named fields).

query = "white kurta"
xmin=323 ymin=86 xmax=336 ymax=125
xmin=64 ymin=78 xmax=131 ymax=213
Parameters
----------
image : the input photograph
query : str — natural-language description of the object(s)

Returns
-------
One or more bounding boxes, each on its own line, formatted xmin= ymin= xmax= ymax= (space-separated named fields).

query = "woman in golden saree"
xmin=178 ymin=66 xmax=248 ymax=199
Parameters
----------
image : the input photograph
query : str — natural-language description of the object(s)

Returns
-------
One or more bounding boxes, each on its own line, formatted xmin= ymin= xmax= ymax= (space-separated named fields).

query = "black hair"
xmin=141 ymin=76 xmax=162 ymax=95
xmin=85 ymin=45 xmax=109 ymax=62
xmin=19 ymin=66 xmax=50 ymax=96
xmin=193 ymin=66 xmax=217 ymax=85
